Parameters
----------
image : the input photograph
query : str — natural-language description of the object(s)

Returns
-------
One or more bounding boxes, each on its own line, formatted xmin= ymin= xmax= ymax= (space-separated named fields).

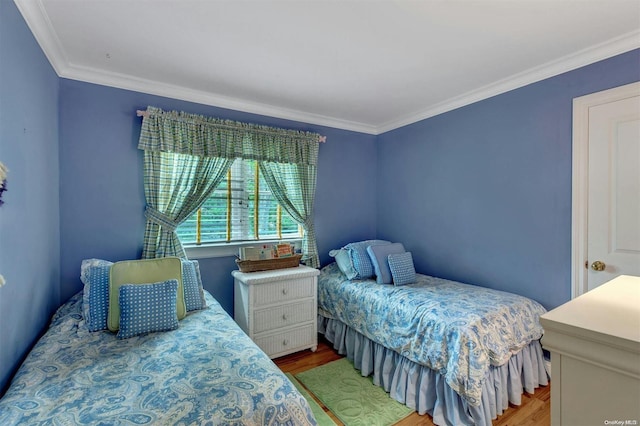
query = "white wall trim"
xmin=571 ymin=81 xmax=640 ymax=299
xmin=13 ymin=0 xmax=68 ymax=76
xmin=15 ymin=0 xmax=640 ymax=135
xmin=58 ymin=63 xmax=379 ymax=135
xmin=377 ymin=30 xmax=640 ymax=134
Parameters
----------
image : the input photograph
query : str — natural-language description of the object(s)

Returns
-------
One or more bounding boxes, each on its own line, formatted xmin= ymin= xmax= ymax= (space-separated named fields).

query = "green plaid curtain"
xmin=260 ymin=160 xmax=320 ymax=268
xmin=138 ymin=106 xmax=321 ymax=261
xmin=138 ymin=106 xmax=320 ymax=163
xmin=141 ymin=151 xmax=233 ymax=258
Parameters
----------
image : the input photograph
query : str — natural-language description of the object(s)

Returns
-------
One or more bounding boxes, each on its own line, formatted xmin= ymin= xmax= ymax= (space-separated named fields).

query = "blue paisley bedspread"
xmin=318 ymin=262 xmax=546 ymax=406
xmin=0 ymin=291 xmax=316 ymax=426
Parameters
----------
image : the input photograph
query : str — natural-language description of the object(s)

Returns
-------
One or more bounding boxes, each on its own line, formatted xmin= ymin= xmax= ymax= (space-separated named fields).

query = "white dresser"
xmin=540 ymin=275 xmax=640 ymax=426
xmin=233 ymin=265 xmax=320 ymax=358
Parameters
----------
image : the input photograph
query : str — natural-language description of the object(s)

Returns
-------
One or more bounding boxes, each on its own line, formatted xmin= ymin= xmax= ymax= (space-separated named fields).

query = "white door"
xmin=572 ymin=82 xmax=640 ymax=296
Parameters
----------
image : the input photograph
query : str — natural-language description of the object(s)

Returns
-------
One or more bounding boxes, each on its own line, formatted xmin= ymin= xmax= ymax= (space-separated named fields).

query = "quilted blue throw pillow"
xmin=80 ymin=258 xmax=113 ymax=332
xmin=181 ymin=259 xmax=207 ymax=311
xmin=388 ymin=251 xmax=417 ymax=286
xmin=117 ymin=279 xmax=179 ymax=339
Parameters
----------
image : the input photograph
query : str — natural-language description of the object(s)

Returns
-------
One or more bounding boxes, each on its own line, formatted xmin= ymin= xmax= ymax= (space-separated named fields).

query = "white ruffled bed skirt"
xmin=318 ymin=315 xmax=549 ymax=426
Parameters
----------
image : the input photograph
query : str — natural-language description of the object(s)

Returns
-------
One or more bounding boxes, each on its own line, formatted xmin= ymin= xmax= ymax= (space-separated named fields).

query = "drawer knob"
xmin=282 ymin=314 xmax=288 ymax=321
xmin=282 ymin=288 xmax=288 ymax=295
xmin=282 ymin=339 xmax=289 ymax=346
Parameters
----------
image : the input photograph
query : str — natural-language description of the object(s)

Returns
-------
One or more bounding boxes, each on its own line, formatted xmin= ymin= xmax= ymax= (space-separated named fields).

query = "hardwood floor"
xmin=274 ymin=337 xmax=551 ymax=426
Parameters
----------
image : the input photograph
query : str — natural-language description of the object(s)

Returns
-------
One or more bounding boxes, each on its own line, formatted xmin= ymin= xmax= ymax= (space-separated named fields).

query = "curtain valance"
xmin=137 ymin=106 xmax=320 ymax=166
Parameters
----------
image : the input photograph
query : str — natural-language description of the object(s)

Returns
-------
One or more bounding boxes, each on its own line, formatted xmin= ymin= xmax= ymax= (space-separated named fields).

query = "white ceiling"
xmin=15 ymin=0 xmax=640 ymax=135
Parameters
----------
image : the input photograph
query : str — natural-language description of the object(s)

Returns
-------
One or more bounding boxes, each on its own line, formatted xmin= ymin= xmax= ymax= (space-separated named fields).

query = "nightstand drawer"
xmin=254 ymin=324 xmax=315 ymax=357
xmin=253 ymin=277 xmax=315 ymax=307
xmin=254 ymin=299 xmax=315 ymax=334
xmin=233 ymin=266 xmax=319 ymax=358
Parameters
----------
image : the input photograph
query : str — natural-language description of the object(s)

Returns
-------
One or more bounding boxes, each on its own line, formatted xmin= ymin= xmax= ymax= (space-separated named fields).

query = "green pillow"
xmin=108 ymin=257 xmax=185 ymax=332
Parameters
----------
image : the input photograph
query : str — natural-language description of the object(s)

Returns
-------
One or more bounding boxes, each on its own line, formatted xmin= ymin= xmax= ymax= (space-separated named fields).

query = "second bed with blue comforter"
xmin=318 ymin=262 xmax=549 ymax=426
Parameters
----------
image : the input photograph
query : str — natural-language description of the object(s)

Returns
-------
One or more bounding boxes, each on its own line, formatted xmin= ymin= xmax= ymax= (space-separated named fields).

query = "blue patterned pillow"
xmin=388 ymin=252 xmax=417 ymax=286
xmin=366 ymin=243 xmax=406 ymax=284
xmin=117 ymin=279 xmax=179 ymax=339
xmin=344 ymin=240 xmax=390 ymax=279
xmin=181 ymin=259 xmax=206 ymax=311
xmin=80 ymin=258 xmax=113 ymax=331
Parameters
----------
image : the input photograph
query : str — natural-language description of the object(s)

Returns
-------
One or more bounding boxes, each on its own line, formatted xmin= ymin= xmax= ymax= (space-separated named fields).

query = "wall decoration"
xmin=0 ymin=161 xmax=7 ymax=206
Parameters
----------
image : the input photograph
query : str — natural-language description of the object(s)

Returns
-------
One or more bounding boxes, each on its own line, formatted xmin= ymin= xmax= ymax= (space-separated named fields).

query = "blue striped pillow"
xmin=181 ymin=259 xmax=206 ymax=311
xmin=80 ymin=259 xmax=113 ymax=331
xmin=117 ymin=280 xmax=179 ymax=339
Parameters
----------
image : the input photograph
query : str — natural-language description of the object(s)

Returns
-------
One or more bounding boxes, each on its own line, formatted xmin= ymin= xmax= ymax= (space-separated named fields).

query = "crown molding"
xmin=375 ymin=30 xmax=640 ymax=134
xmin=13 ymin=0 xmax=377 ymax=135
xmin=61 ymin=62 xmax=379 ymax=135
xmin=14 ymin=0 xmax=68 ymax=76
xmin=15 ymin=0 xmax=640 ymax=136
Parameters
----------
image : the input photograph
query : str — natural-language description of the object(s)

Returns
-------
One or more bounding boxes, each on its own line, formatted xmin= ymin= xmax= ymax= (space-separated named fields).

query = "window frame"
xmin=183 ymin=237 xmax=303 ymax=259
xmin=178 ymin=158 xmax=303 ymax=259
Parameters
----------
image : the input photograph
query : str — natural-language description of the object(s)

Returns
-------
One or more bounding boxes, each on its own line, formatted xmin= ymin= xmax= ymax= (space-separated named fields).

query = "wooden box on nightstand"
xmin=233 ymin=265 xmax=320 ymax=359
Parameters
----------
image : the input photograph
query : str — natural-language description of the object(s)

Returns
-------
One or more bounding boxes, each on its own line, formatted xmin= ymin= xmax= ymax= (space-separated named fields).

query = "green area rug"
xmin=286 ymin=373 xmax=337 ymax=426
xmin=295 ymin=358 xmax=413 ymax=426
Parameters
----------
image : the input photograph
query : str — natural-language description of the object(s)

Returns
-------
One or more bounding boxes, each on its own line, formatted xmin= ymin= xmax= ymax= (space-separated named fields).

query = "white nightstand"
xmin=233 ymin=265 xmax=320 ymax=358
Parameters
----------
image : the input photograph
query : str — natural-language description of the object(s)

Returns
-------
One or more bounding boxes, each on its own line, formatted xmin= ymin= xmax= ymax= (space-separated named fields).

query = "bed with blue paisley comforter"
xmin=0 ymin=291 xmax=316 ymax=425
xmin=317 ymin=262 xmax=549 ymax=426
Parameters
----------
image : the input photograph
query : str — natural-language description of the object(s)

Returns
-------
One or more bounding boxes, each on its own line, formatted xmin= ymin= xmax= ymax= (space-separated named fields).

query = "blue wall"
xmin=377 ymin=50 xmax=640 ymax=310
xmin=1 ymin=0 xmax=638 ymax=398
xmin=0 ymin=0 xmax=61 ymax=393
xmin=58 ymin=79 xmax=378 ymax=314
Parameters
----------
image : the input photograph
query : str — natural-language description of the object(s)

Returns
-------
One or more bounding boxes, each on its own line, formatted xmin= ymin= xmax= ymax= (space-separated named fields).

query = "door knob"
xmin=591 ymin=261 xmax=606 ymax=271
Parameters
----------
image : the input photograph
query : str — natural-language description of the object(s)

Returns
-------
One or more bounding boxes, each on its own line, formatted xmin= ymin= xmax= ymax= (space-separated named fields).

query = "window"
xmin=177 ymin=159 xmax=302 ymax=245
